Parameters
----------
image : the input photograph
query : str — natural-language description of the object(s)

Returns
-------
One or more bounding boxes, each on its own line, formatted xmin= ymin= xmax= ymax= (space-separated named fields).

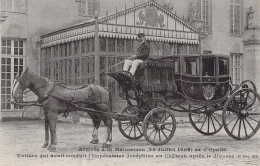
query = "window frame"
xmin=230 ymin=53 xmax=242 ymax=84
xmin=183 ymin=57 xmax=200 ymax=76
xmin=1 ymin=0 xmax=27 ymax=13
xmin=87 ymin=0 xmax=100 ymax=16
xmin=1 ymin=38 xmax=25 ymax=56
xmin=230 ymin=0 xmax=242 ymax=36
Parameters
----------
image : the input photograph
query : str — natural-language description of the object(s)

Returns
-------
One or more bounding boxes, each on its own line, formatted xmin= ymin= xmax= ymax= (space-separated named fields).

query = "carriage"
xmin=107 ymin=54 xmax=260 ymax=145
xmin=11 ymin=54 xmax=260 ymax=149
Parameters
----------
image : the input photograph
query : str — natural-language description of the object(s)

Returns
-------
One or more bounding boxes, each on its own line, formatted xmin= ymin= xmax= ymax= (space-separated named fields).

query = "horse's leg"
xmin=90 ymin=118 xmax=101 ymax=144
xmin=42 ymin=110 xmax=49 ymax=148
xmin=101 ymin=115 xmax=113 ymax=148
xmin=47 ymin=112 xmax=58 ymax=151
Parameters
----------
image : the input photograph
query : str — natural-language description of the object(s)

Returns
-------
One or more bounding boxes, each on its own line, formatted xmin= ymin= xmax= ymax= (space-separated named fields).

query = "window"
xmin=1 ymin=0 xmax=26 ymax=13
xmin=201 ymin=0 xmax=211 ymax=32
xmin=219 ymin=58 xmax=229 ymax=75
xmin=230 ymin=0 xmax=241 ymax=36
xmin=1 ymin=39 xmax=25 ymax=111
xmin=74 ymin=41 xmax=80 ymax=55
xmin=14 ymin=40 xmax=23 ymax=55
xmin=1 ymin=39 xmax=24 ymax=55
xmin=126 ymin=39 xmax=133 ymax=53
xmin=202 ymin=57 xmax=215 ymax=76
xmin=87 ymin=0 xmax=100 ymax=16
xmin=230 ymin=53 xmax=242 ymax=84
xmin=1 ymin=39 xmax=11 ymax=54
xmin=184 ymin=57 xmax=200 ymax=76
xmin=117 ymin=39 xmax=124 ymax=53
xmin=54 ymin=61 xmax=58 ymax=81
xmin=108 ymin=38 xmax=115 ymax=52
xmin=190 ymin=0 xmax=211 ymax=33
xmin=99 ymin=37 xmax=106 ymax=52
xmin=78 ymin=0 xmax=86 ymax=16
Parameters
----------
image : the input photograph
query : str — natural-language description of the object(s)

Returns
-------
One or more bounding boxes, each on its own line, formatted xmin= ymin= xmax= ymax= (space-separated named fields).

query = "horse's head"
xmin=12 ymin=67 xmax=31 ymax=101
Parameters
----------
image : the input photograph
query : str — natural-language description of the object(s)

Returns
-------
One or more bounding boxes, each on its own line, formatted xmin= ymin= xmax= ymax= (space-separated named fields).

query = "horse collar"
xmin=38 ymin=81 xmax=55 ymax=103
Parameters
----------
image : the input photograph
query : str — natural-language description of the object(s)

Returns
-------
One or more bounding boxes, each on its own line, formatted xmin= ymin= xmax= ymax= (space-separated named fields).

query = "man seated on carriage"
xmin=123 ymin=33 xmax=150 ymax=78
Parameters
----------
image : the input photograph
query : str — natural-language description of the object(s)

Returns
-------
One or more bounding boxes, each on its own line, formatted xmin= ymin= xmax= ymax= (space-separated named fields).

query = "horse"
xmin=12 ymin=67 xmax=113 ymax=151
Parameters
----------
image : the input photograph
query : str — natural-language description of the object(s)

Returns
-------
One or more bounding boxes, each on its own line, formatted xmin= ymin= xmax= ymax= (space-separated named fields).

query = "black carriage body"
xmin=135 ymin=54 xmax=230 ymax=103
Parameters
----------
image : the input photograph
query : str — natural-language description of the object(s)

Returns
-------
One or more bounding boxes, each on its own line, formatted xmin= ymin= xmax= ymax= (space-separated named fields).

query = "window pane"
xmin=14 ymin=48 xmax=18 ymax=55
xmin=19 ymin=41 xmax=23 ymax=47
xmin=2 ymin=48 xmax=6 ymax=54
xmin=7 ymin=66 xmax=11 ymax=72
xmin=7 ymin=58 xmax=11 ymax=64
xmin=14 ymin=41 xmax=18 ymax=47
xmin=219 ymin=58 xmax=228 ymax=75
xmin=7 ymin=40 xmax=11 ymax=46
xmin=7 ymin=48 xmax=11 ymax=54
xmin=19 ymin=59 xmax=23 ymax=65
xmin=202 ymin=57 xmax=215 ymax=76
xmin=14 ymin=58 xmax=18 ymax=65
xmin=2 ymin=39 xmax=6 ymax=46
xmin=184 ymin=57 xmax=199 ymax=76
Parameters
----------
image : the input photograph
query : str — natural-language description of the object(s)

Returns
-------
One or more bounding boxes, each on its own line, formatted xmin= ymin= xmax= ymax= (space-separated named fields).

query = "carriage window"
xmin=202 ymin=57 xmax=215 ymax=76
xmin=219 ymin=58 xmax=229 ymax=75
xmin=184 ymin=57 xmax=199 ymax=76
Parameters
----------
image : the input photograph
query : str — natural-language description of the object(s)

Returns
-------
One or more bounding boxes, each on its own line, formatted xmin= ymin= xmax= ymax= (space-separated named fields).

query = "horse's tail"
xmin=108 ymin=91 xmax=112 ymax=112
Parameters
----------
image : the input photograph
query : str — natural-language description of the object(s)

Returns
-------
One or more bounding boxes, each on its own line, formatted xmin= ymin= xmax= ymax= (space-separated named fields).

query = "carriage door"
xmin=1 ymin=38 xmax=25 ymax=111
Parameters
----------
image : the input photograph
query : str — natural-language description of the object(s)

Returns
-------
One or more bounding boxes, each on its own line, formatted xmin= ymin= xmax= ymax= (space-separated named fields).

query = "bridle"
xmin=11 ymin=75 xmax=49 ymax=101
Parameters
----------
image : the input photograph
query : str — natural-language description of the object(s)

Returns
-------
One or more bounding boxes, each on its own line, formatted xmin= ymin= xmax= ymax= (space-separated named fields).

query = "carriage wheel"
xmin=189 ymin=107 xmax=223 ymax=135
xmin=143 ymin=107 xmax=176 ymax=145
xmin=118 ymin=106 xmax=143 ymax=140
xmin=223 ymin=88 xmax=260 ymax=140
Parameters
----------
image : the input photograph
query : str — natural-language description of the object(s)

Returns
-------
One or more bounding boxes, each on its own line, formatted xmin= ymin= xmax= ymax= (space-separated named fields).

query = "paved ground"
xmin=0 ymin=119 xmax=259 ymax=166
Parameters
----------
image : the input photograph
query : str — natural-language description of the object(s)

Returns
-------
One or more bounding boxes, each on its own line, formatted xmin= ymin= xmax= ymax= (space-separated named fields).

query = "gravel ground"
xmin=0 ymin=120 xmax=259 ymax=166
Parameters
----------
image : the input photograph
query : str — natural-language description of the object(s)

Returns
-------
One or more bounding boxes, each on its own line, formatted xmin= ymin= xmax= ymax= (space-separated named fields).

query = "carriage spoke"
xmin=153 ymin=130 xmax=158 ymax=142
xmin=158 ymin=130 xmax=161 ymax=142
xmin=128 ymin=126 xmax=133 ymax=136
xmin=148 ymin=129 xmax=156 ymax=138
xmin=213 ymin=112 xmax=222 ymax=117
xmin=159 ymin=112 xmax=166 ymax=122
xmin=210 ymin=115 xmax=217 ymax=132
xmin=242 ymin=119 xmax=248 ymax=137
xmin=123 ymin=124 xmax=131 ymax=131
xmin=207 ymin=115 xmax=210 ymax=133
xmin=134 ymin=126 xmax=136 ymax=138
xmin=245 ymin=118 xmax=254 ymax=130
xmin=248 ymin=112 xmax=260 ymax=115
xmin=162 ymin=114 xmax=171 ymax=123
xmin=136 ymin=124 xmax=142 ymax=135
xmin=248 ymin=116 xmax=259 ymax=123
xmin=200 ymin=115 xmax=207 ymax=130
xmin=164 ymin=128 xmax=173 ymax=132
xmin=226 ymin=116 xmax=237 ymax=127
xmin=231 ymin=119 xmax=239 ymax=134
xmin=161 ymin=129 xmax=167 ymax=138
xmin=163 ymin=122 xmax=174 ymax=125
xmin=194 ymin=114 xmax=206 ymax=125
xmin=238 ymin=119 xmax=242 ymax=138
xmin=150 ymin=115 xmax=157 ymax=123
xmin=212 ymin=113 xmax=221 ymax=126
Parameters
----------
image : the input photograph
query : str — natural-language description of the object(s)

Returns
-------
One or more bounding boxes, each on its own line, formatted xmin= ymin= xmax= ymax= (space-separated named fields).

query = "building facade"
xmin=0 ymin=0 xmax=259 ymax=117
xmin=0 ymin=0 xmax=101 ymax=118
xmin=39 ymin=1 xmax=200 ymax=110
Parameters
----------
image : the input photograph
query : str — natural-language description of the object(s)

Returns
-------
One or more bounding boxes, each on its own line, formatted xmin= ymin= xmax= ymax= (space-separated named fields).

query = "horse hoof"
xmin=48 ymin=145 xmax=56 ymax=152
xmin=42 ymin=143 xmax=49 ymax=148
xmin=102 ymin=143 xmax=112 ymax=149
xmin=90 ymin=139 xmax=99 ymax=144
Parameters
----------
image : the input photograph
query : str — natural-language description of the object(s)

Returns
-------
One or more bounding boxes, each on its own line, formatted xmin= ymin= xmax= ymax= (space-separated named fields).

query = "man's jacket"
xmin=136 ymin=41 xmax=150 ymax=61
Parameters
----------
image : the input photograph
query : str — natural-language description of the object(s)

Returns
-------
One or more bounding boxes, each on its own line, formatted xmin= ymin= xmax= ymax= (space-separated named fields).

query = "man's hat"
xmin=137 ymin=33 xmax=145 ymax=38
